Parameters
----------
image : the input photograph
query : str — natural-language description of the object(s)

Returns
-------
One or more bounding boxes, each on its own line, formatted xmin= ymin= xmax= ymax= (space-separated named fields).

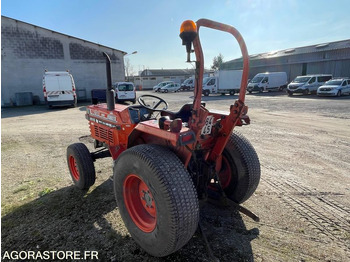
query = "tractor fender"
xmin=127 ymin=121 xmax=195 ymax=166
xmin=127 ymin=121 xmax=179 ymax=148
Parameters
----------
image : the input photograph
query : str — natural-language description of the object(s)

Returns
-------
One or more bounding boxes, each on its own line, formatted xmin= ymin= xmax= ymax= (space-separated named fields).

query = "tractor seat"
xmin=160 ymin=103 xmax=205 ymax=123
xmin=158 ymin=103 xmax=205 ymax=131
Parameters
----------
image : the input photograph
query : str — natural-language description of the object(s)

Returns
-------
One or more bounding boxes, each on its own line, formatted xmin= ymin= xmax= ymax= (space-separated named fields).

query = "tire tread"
xmin=225 ymin=131 xmax=261 ymax=203
xmin=114 ymin=144 xmax=199 ymax=257
xmin=67 ymin=143 xmax=95 ymax=189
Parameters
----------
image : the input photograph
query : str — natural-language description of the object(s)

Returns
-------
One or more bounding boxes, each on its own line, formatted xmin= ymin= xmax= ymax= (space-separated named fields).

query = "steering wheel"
xmin=138 ymin=94 xmax=169 ymax=111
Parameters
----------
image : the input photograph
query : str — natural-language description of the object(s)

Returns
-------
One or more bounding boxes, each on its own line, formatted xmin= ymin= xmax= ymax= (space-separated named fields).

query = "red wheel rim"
xmin=69 ymin=155 xmax=80 ymax=181
xmin=218 ymin=156 xmax=232 ymax=189
xmin=123 ymin=174 xmax=156 ymax=232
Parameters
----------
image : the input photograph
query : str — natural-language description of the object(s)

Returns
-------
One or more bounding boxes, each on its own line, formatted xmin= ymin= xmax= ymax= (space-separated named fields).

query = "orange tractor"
xmin=67 ymin=19 xmax=260 ymax=257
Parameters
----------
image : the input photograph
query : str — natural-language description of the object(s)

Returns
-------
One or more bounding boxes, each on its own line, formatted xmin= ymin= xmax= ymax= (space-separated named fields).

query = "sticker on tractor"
xmin=201 ymin=115 xmax=214 ymax=135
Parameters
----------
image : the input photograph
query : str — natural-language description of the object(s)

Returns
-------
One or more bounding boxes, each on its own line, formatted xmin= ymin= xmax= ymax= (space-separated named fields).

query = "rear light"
xmin=43 ymin=86 xmax=47 ymax=98
xmin=72 ymin=84 xmax=76 ymax=97
xmin=178 ymin=131 xmax=196 ymax=146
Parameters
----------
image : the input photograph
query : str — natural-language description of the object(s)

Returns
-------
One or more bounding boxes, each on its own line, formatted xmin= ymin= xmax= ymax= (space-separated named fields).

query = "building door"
xmin=302 ymin=63 xmax=307 ymax=75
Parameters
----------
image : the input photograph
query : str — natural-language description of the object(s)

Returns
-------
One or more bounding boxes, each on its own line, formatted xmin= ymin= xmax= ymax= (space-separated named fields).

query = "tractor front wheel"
xmin=113 ymin=144 xmax=199 ymax=257
xmin=217 ymin=131 xmax=261 ymax=203
xmin=66 ymin=143 xmax=96 ymax=189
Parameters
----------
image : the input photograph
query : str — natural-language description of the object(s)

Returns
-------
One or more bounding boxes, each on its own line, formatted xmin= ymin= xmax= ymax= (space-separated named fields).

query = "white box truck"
xmin=247 ymin=72 xmax=288 ymax=93
xmin=202 ymin=69 xmax=243 ymax=96
xmin=43 ymin=71 xmax=77 ymax=107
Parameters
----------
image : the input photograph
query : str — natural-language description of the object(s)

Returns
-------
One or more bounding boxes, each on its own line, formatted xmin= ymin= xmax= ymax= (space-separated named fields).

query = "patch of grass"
xmin=38 ymin=188 xmax=54 ymax=197
xmin=13 ymin=185 xmax=30 ymax=194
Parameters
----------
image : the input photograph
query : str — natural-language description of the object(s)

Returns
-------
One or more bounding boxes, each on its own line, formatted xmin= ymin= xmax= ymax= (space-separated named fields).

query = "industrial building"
xmin=134 ymin=69 xmax=212 ymax=90
xmin=1 ymin=16 xmax=126 ymax=107
xmin=221 ymin=39 xmax=350 ymax=82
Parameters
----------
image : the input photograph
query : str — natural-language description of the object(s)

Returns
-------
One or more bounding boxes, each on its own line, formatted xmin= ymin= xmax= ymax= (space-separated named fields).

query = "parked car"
xmin=247 ymin=72 xmax=287 ymax=93
xmin=153 ymin=81 xmax=175 ymax=92
xmin=287 ymin=74 xmax=332 ymax=95
xmin=317 ymin=78 xmax=350 ymax=97
xmin=114 ymin=82 xmax=136 ymax=103
xmin=160 ymin=83 xmax=181 ymax=93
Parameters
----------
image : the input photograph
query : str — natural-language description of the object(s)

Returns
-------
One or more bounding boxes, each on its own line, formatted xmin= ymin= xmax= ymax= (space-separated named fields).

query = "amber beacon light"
xmin=180 ymin=20 xmax=197 ymax=62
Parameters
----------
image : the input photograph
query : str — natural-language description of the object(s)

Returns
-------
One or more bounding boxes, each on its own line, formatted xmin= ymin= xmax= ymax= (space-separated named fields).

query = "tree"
xmin=211 ymin=53 xmax=224 ymax=71
xmin=125 ymin=57 xmax=135 ymax=81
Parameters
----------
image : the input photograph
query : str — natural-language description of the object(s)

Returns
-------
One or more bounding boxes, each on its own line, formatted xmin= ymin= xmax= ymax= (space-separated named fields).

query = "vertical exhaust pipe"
xmin=103 ymin=52 xmax=115 ymax=111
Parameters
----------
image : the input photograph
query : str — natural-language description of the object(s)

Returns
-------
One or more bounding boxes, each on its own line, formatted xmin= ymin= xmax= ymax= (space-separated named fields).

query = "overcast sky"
xmin=2 ymin=0 xmax=350 ymax=73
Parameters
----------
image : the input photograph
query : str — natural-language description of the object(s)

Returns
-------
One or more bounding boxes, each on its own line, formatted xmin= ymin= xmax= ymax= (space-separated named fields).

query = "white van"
xmin=114 ymin=82 xmax=136 ymax=103
xmin=43 ymin=71 xmax=77 ymax=107
xmin=180 ymin=77 xmax=194 ymax=91
xmin=247 ymin=72 xmax=288 ymax=93
xmin=287 ymin=74 xmax=332 ymax=95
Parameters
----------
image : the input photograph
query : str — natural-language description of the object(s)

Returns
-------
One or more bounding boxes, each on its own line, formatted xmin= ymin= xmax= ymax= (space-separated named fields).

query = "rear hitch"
xmin=224 ymin=198 xmax=260 ymax=222
xmin=207 ymin=192 xmax=260 ymax=222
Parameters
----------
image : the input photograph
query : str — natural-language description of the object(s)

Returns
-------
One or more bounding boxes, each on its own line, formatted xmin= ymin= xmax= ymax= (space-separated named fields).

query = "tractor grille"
xmin=94 ymin=125 xmax=114 ymax=144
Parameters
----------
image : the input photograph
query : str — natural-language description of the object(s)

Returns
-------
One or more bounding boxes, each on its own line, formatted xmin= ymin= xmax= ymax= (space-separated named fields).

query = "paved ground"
xmin=2 ymin=90 xmax=350 ymax=261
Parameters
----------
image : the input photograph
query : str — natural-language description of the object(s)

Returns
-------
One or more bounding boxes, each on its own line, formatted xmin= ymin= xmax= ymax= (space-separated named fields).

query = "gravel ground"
xmin=2 ymin=90 xmax=350 ymax=261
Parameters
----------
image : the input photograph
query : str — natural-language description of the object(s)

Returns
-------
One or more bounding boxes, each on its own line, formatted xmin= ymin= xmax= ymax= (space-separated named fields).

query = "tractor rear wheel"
xmin=113 ymin=144 xmax=199 ymax=257
xmin=218 ymin=131 xmax=260 ymax=203
xmin=67 ymin=143 xmax=96 ymax=189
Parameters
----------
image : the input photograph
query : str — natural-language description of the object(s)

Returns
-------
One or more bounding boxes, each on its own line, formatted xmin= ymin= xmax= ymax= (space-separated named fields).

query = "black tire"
xmin=218 ymin=131 xmax=260 ymax=203
xmin=114 ymin=144 xmax=199 ymax=257
xmin=303 ymin=89 xmax=309 ymax=95
xmin=337 ymin=90 xmax=341 ymax=97
xmin=288 ymin=91 xmax=293 ymax=96
xmin=203 ymin=90 xmax=210 ymax=96
xmin=259 ymin=87 xmax=264 ymax=93
xmin=229 ymin=90 xmax=235 ymax=95
xmin=164 ymin=89 xmax=168 ymax=93
xmin=67 ymin=143 xmax=96 ymax=189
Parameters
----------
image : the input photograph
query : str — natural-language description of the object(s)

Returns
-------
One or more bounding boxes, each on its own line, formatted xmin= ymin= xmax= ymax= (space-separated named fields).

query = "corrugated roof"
xmin=226 ymin=39 xmax=350 ymax=63
xmin=140 ymin=69 xmax=214 ymax=77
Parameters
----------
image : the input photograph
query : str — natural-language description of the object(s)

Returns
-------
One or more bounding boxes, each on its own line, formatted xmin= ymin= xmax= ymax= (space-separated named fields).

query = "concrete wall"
xmin=1 ymin=16 xmax=126 ymax=106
